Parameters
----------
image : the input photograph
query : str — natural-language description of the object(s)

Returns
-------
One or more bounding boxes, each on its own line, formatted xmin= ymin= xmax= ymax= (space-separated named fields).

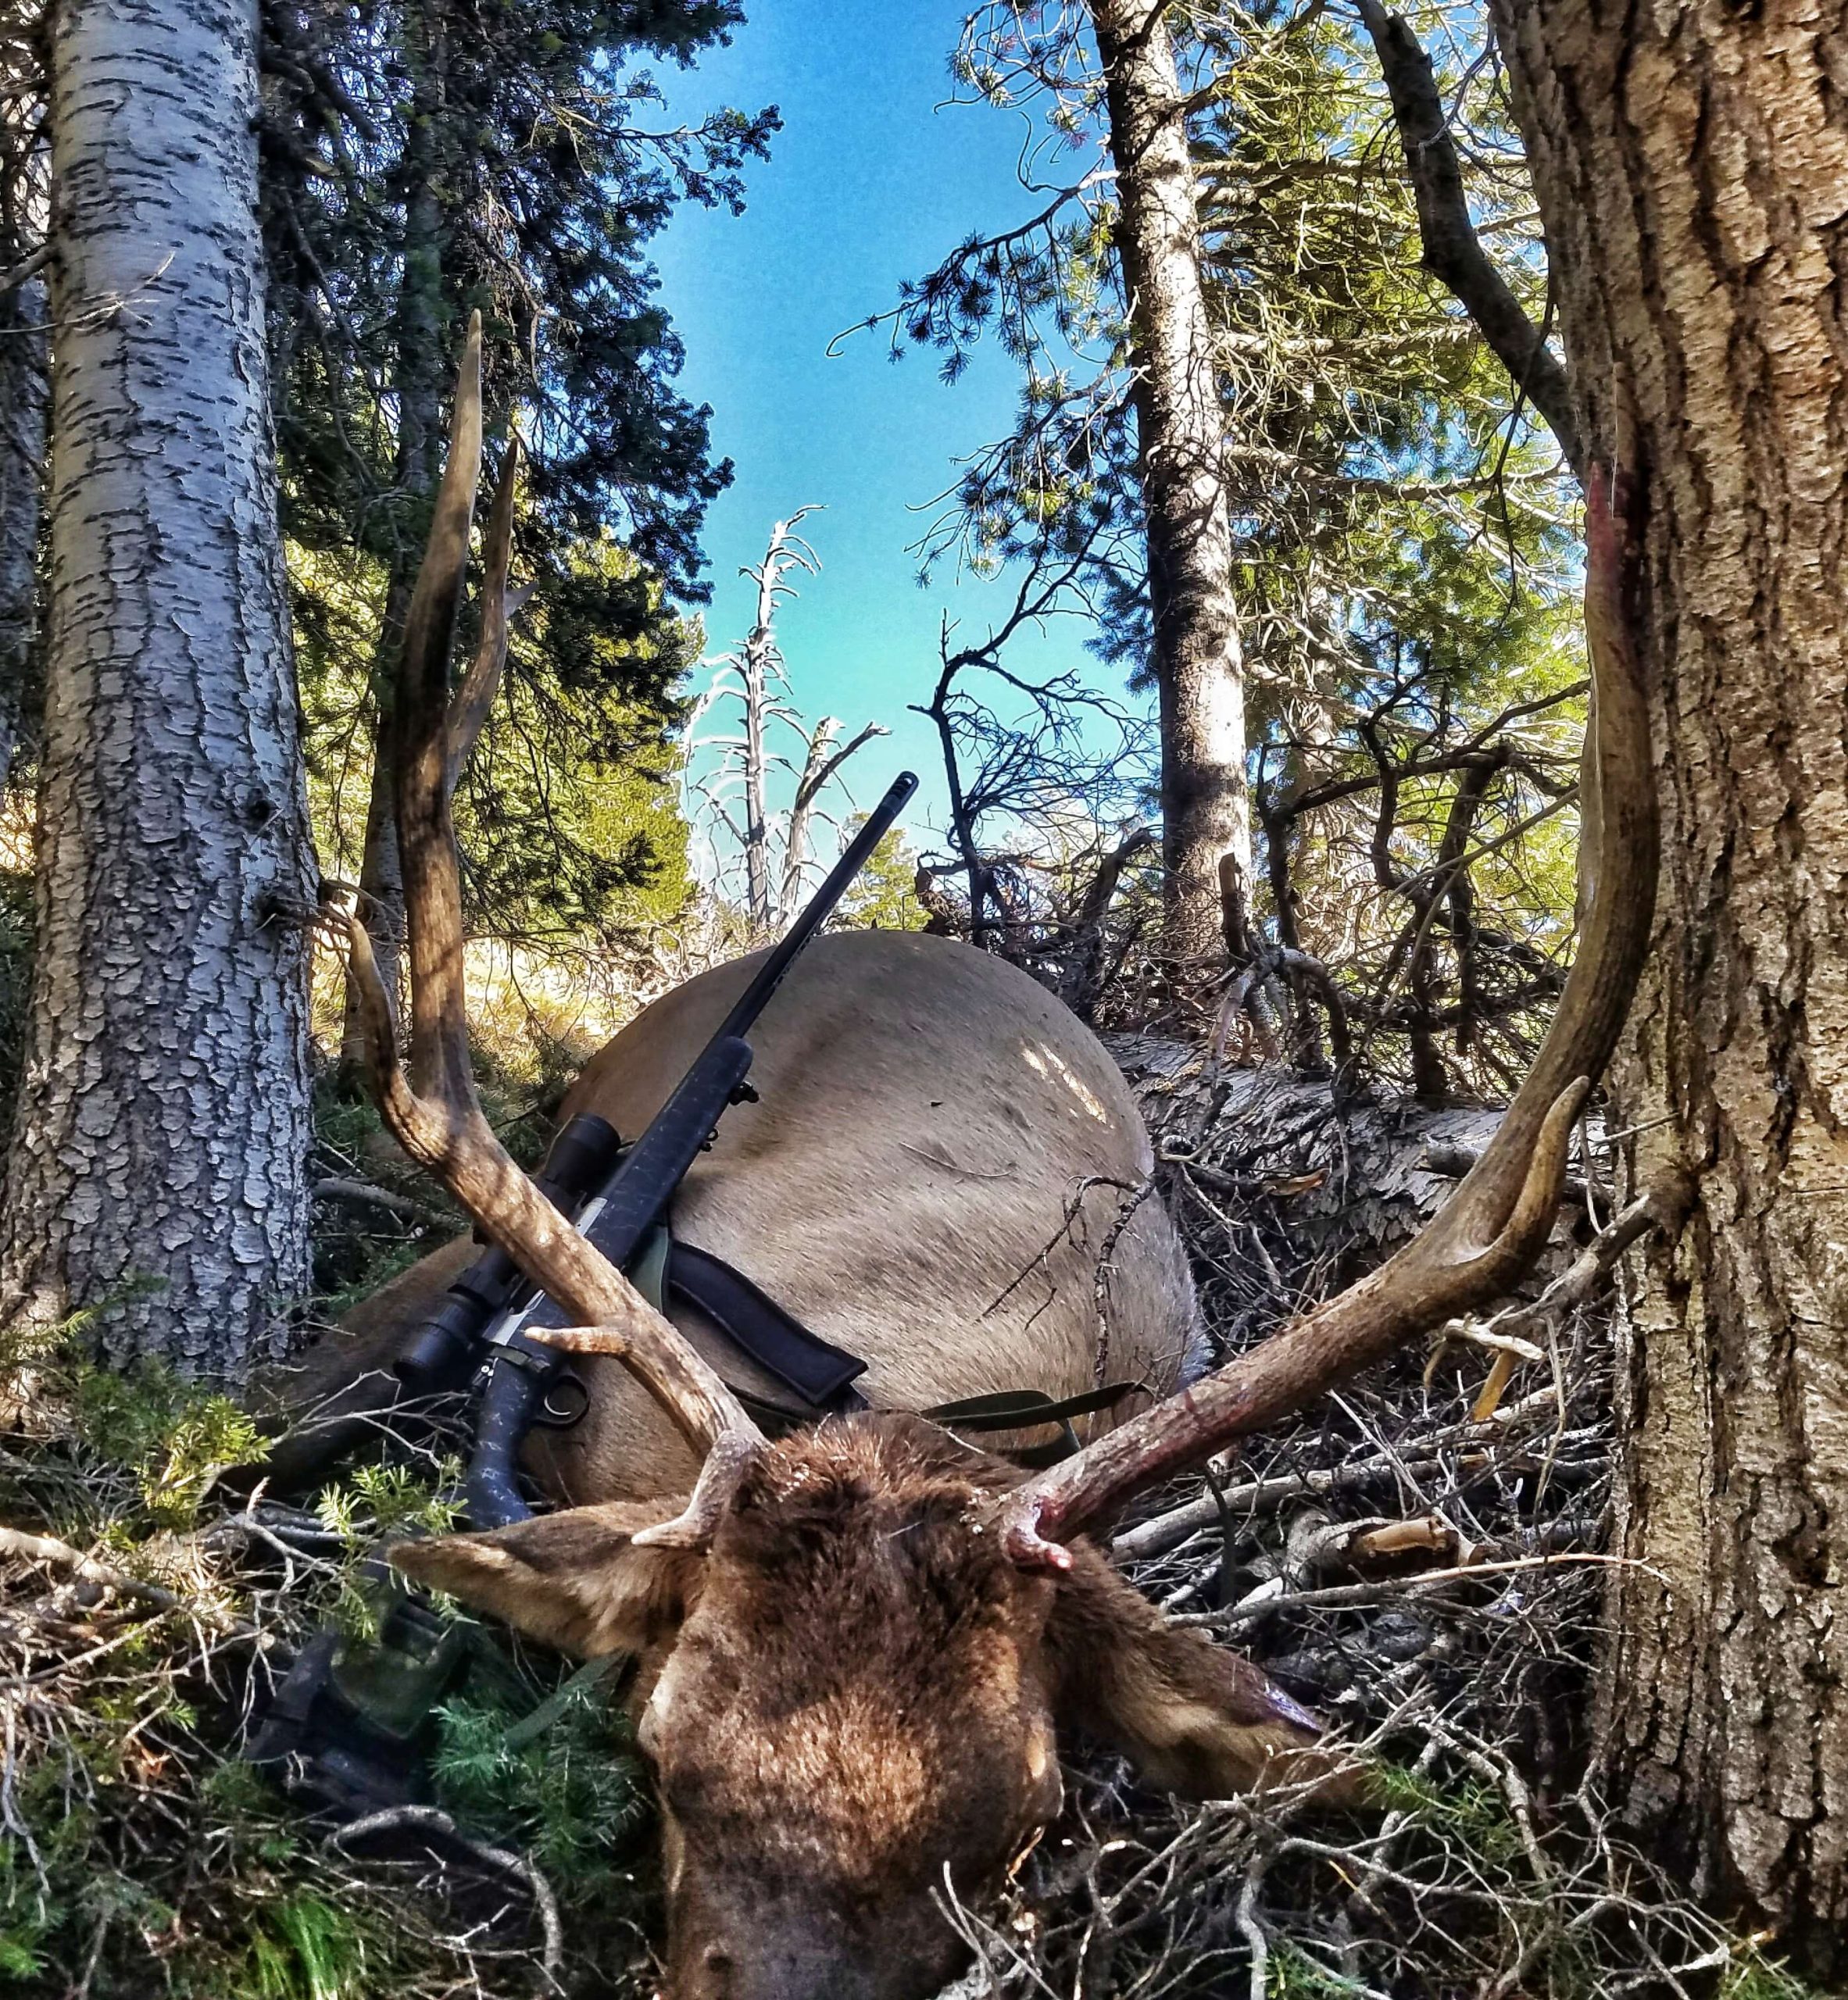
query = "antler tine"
xmin=445 ymin=428 xmax=523 ymax=797
xmin=998 ymin=465 xmax=1659 ymax=1571
xmin=332 ymin=314 xmax=761 ymax=1490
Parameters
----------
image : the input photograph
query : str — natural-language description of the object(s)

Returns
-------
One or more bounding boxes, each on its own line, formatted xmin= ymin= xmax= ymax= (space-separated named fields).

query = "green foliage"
xmin=248 ymin=1895 xmax=379 ymax=2000
xmin=885 ymin=2 xmax=1584 ymax=1081
xmin=834 ymin=824 xmax=928 ymax=933
xmin=313 ymin=1461 xmax=463 ymax=1639
xmin=431 ymin=1678 xmax=652 ymax=1885
xmin=266 ymin=0 xmax=776 ymax=605
xmin=296 ymin=531 xmax=700 ymax=973
xmin=1369 ymin=1759 xmax=1529 ymax=1870
xmin=314 ymin=1462 xmax=463 ymax=1548
xmin=265 ymin=0 xmax=766 ymax=1023
xmin=1718 ymin=1955 xmax=1834 ymax=2000
xmin=455 ymin=550 xmax=699 ymax=943
xmin=0 ymin=1273 xmax=167 ymax=1380
xmin=0 ymin=1780 xmax=77 ymax=1980
xmin=59 ymin=1362 xmax=264 ymax=1530
xmin=1267 ymin=1941 xmax=1370 ymax=1997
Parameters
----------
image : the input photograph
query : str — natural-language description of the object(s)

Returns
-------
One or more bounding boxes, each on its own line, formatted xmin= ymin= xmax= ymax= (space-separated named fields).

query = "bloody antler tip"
xmin=999 ymin=1495 xmax=1074 ymax=1573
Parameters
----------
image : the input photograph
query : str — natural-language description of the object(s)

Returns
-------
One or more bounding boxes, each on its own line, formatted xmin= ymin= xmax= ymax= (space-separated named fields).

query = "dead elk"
xmin=310 ymin=321 xmax=1655 ymax=2000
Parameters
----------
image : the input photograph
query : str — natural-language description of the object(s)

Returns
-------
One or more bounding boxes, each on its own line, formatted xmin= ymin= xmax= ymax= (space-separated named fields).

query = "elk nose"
xmin=681 ymin=1935 xmax=882 ymax=2000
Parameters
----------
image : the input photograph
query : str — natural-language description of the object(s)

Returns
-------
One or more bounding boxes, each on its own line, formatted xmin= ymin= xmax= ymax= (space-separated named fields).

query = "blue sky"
xmin=653 ymin=0 xmax=1107 ymax=853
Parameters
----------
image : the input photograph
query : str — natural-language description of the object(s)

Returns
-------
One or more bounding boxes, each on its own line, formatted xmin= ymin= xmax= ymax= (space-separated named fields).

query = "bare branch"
xmin=1355 ymin=0 xmax=1583 ymax=473
xmin=995 ymin=465 xmax=1657 ymax=1562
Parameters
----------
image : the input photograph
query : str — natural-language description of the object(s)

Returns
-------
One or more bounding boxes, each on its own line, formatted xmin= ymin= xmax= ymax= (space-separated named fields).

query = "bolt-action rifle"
xmin=395 ymin=770 xmax=918 ymax=1527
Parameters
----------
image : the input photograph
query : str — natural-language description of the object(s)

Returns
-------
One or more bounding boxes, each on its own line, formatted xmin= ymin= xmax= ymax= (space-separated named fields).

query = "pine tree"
xmin=259 ymin=0 xmax=775 ymax=1035
xmin=1492 ymin=0 xmax=1848 ymax=1962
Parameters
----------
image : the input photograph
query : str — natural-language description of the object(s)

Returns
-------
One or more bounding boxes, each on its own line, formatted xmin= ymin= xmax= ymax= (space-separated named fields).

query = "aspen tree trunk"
xmin=0 ymin=8 xmax=47 ymax=792
xmin=0 ymin=0 xmax=315 ymax=1375
xmin=1489 ymin=1 xmax=1848 ymax=1965
xmin=0 ymin=266 xmax=43 ymax=790
xmin=1088 ymin=0 xmax=1248 ymax=973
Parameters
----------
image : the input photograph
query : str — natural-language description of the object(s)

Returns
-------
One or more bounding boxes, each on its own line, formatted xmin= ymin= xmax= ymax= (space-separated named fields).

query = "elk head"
xmin=338 ymin=326 xmax=1656 ymax=1999
xmin=395 ymin=1416 xmax=1328 ymax=2000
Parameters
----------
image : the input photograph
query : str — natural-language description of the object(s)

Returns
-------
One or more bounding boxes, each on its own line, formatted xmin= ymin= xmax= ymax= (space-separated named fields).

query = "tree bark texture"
xmin=1490 ymin=0 xmax=1848 ymax=1960
xmin=0 ymin=266 xmax=43 ymax=791
xmin=338 ymin=0 xmax=448 ymax=1077
xmin=1088 ymin=0 xmax=1249 ymax=973
xmin=1 ymin=0 xmax=315 ymax=1376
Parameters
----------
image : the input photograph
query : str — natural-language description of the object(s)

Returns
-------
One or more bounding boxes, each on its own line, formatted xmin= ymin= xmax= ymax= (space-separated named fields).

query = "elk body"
xmin=308 ymin=322 xmax=1657 ymax=2000
xmin=330 ymin=926 xmax=1205 ymax=1510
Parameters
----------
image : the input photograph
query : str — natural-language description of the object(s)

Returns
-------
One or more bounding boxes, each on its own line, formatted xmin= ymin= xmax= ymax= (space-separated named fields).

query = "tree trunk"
xmin=779 ymin=716 xmax=836 ymax=922
xmin=1088 ymin=0 xmax=1249 ymax=974
xmin=1490 ymin=1 xmax=1848 ymax=1963
xmin=0 ymin=0 xmax=315 ymax=1377
xmin=0 ymin=10 xmax=47 ymax=795
xmin=338 ymin=565 xmax=413 ymax=1077
xmin=0 ymin=266 xmax=43 ymax=791
xmin=337 ymin=2 xmax=447 ymax=1079
xmin=741 ymin=620 xmax=773 ymax=930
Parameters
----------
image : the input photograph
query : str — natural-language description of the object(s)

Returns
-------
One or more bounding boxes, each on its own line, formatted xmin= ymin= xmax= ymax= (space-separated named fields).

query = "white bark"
xmin=0 ymin=0 xmax=315 ymax=1376
xmin=0 ymin=266 xmax=41 ymax=787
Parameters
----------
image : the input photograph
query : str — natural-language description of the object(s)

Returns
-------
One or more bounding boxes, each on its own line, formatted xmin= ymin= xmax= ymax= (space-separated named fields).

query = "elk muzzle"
xmin=663 ymin=1863 xmax=978 ymax=2000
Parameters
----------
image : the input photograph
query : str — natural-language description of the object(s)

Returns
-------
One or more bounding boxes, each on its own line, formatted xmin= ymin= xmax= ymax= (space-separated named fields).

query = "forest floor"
xmin=0 ymin=1053 xmax=1824 ymax=2000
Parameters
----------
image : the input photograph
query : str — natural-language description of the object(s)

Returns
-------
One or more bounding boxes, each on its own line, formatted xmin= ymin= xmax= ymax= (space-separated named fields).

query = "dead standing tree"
xmin=687 ymin=510 xmax=888 ymax=932
xmin=739 ymin=509 xmax=818 ymax=928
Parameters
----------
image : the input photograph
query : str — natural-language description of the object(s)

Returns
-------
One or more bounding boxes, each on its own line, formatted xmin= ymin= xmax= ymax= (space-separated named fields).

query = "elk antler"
xmin=998 ymin=466 xmax=1658 ymax=1570
xmin=332 ymin=315 xmax=761 ymax=1512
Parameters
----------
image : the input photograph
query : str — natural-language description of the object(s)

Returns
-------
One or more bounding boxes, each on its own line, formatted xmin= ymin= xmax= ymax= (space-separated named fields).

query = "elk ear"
xmin=389 ymin=1498 xmax=700 ymax=1659
xmin=1046 ymin=1544 xmax=1350 ymax=1800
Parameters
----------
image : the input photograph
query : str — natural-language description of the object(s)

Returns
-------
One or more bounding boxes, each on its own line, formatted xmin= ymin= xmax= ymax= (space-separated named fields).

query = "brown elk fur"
xmin=282 ymin=931 xmax=1204 ymax=1495
xmin=394 ymin=1418 xmax=1331 ymax=2000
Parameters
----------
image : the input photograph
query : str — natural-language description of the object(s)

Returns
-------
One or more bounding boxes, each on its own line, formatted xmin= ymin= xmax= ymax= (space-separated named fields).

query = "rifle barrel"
xmin=713 ymin=771 xmax=917 ymax=1045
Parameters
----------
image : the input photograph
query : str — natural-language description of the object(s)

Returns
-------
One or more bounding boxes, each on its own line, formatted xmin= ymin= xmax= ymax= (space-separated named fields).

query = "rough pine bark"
xmin=1088 ymin=0 xmax=1249 ymax=971
xmin=1489 ymin=0 xmax=1848 ymax=1962
xmin=0 ymin=0 xmax=315 ymax=1375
